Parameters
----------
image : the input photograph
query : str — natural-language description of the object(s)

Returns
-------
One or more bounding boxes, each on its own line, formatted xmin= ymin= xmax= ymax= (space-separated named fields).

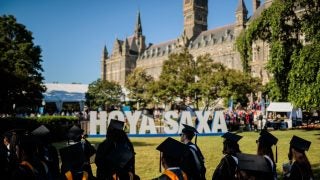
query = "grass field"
xmin=61 ymin=129 xmax=320 ymax=179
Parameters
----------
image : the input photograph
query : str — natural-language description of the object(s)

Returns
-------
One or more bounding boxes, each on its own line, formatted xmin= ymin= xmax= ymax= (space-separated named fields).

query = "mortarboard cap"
xmin=59 ymin=143 xmax=85 ymax=171
xmin=68 ymin=125 xmax=84 ymax=140
xmin=258 ymin=130 xmax=278 ymax=146
xmin=3 ymin=131 xmax=13 ymax=139
xmin=237 ymin=153 xmax=271 ymax=173
xmin=31 ymin=125 xmax=50 ymax=137
xmin=290 ymin=135 xmax=311 ymax=152
xmin=222 ymin=132 xmax=242 ymax=142
xmin=9 ymin=129 xmax=28 ymax=135
xmin=182 ymin=124 xmax=199 ymax=144
xmin=156 ymin=137 xmax=188 ymax=158
xmin=108 ymin=119 xmax=125 ymax=130
xmin=182 ymin=124 xmax=198 ymax=134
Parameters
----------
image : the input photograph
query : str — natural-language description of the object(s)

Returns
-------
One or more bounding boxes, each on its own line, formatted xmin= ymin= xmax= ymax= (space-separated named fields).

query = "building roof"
xmin=43 ymin=83 xmax=88 ymax=103
xmin=266 ymin=102 xmax=293 ymax=112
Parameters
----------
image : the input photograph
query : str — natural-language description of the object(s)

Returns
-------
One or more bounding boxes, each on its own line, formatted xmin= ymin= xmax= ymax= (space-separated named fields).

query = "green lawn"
xmin=61 ymin=129 xmax=320 ymax=179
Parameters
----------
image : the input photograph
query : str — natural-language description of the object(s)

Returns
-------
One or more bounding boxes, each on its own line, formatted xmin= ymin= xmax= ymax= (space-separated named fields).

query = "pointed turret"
xmin=252 ymin=0 xmax=261 ymax=13
xmin=236 ymin=0 xmax=248 ymax=13
xmin=101 ymin=45 xmax=108 ymax=80
xmin=123 ymin=38 xmax=130 ymax=55
xmin=134 ymin=11 xmax=143 ymax=38
xmin=235 ymin=0 xmax=248 ymax=36
xmin=112 ymin=38 xmax=122 ymax=56
xmin=102 ymin=45 xmax=108 ymax=60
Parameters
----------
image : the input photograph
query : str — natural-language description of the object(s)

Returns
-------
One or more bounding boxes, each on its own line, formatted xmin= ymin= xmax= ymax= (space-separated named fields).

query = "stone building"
xmin=101 ymin=0 xmax=271 ymax=86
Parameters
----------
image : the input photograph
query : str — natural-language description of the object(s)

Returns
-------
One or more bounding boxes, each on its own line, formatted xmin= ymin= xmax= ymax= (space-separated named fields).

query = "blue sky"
xmin=0 ymin=0 xmax=255 ymax=84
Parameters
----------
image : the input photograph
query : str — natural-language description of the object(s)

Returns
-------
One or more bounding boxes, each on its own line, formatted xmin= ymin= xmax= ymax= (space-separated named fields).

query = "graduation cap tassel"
xmin=159 ymin=152 xmax=162 ymax=173
xmin=195 ymin=134 xmax=198 ymax=144
xmin=275 ymin=145 xmax=278 ymax=163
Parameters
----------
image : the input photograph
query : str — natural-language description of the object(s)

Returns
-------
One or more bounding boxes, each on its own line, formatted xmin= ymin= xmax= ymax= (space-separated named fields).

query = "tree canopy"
xmin=0 ymin=15 xmax=46 ymax=114
xmin=154 ymin=49 xmax=261 ymax=108
xmin=125 ymin=68 xmax=154 ymax=108
xmin=236 ymin=0 xmax=320 ymax=109
xmin=85 ymin=79 xmax=123 ymax=111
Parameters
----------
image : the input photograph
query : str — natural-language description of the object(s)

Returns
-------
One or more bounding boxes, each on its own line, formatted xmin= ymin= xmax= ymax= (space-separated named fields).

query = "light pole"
xmin=41 ymin=99 xmax=46 ymax=115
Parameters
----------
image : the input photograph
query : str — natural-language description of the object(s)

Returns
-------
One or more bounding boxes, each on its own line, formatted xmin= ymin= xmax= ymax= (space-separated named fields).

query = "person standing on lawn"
xmin=180 ymin=124 xmax=206 ymax=180
xmin=153 ymin=137 xmax=188 ymax=180
xmin=212 ymin=132 xmax=242 ymax=180
xmin=283 ymin=135 xmax=314 ymax=180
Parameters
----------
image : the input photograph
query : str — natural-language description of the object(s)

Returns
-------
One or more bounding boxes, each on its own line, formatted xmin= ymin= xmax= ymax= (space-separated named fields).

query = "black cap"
xmin=59 ymin=143 xmax=85 ymax=171
xmin=182 ymin=124 xmax=198 ymax=143
xmin=3 ymin=131 xmax=13 ymax=139
xmin=108 ymin=119 xmax=124 ymax=130
xmin=182 ymin=124 xmax=198 ymax=134
xmin=156 ymin=137 xmax=188 ymax=158
xmin=107 ymin=145 xmax=133 ymax=168
xmin=290 ymin=135 xmax=311 ymax=152
xmin=9 ymin=129 xmax=28 ymax=136
xmin=258 ymin=130 xmax=278 ymax=146
xmin=237 ymin=153 xmax=271 ymax=173
xmin=31 ymin=125 xmax=50 ymax=136
xmin=222 ymin=132 xmax=242 ymax=142
xmin=68 ymin=125 xmax=84 ymax=140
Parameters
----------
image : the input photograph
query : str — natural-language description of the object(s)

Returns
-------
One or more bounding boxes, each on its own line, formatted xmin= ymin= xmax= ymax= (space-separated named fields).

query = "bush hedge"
xmin=0 ymin=115 xmax=80 ymax=142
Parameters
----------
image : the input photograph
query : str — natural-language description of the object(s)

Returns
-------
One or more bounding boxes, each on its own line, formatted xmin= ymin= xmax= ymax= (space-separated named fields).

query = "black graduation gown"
xmin=180 ymin=142 xmax=206 ymax=180
xmin=95 ymin=139 xmax=135 ymax=180
xmin=39 ymin=144 xmax=60 ymax=179
xmin=82 ymin=139 xmax=97 ymax=179
xmin=153 ymin=168 xmax=186 ymax=180
xmin=11 ymin=158 xmax=50 ymax=180
xmin=283 ymin=161 xmax=313 ymax=180
xmin=212 ymin=154 xmax=238 ymax=180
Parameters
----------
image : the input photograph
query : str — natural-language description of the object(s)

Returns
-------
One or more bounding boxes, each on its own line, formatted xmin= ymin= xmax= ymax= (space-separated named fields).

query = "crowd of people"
xmin=0 ymin=119 xmax=314 ymax=180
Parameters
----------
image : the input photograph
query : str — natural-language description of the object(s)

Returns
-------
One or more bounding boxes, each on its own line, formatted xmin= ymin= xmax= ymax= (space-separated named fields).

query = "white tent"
xmin=266 ymin=102 xmax=297 ymax=128
xmin=43 ymin=83 xmax=88 ymax=112
xmin=266 ymin=102 xmax=293 ymax=112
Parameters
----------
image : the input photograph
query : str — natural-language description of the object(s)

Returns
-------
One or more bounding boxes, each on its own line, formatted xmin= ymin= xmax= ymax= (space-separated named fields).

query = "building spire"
xmin=102 ymin=44 xmax=108 ymax=59
xmin=252 ymin=0 xmax=261 ymax=13
xmin=236 ymin=0 xmax=248 ymax=13
xmin=134 ymin=11 xmax=142 ymax=37
xmin=235 ymin=0 xmax=248 ymax=37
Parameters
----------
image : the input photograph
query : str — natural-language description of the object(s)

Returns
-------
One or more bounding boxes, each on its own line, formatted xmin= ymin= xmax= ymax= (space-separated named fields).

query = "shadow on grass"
xmin=132 ymin=141 xmax=157 ymax=146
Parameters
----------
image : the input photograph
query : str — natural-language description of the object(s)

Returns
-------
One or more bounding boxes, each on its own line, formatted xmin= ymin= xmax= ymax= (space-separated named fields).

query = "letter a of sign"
xmin=211 ymin=111 xmax=228 ymax=133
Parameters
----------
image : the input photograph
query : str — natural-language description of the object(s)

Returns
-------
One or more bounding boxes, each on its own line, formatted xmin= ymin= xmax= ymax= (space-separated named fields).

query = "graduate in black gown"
xmin=11 ymin=132 xmax=51 ymax=179
xmin=256 ymin=130 xmax=278 ymax=180
xmin=32 ymin=125 xmax=60 ymax=179
xmin=153 ymin=137 xmax=188 ymax=180
xmin=0 ymin=131 xmax=16 ymax=180
xmin=283 ymin=135 xmax=314 ymax=180
xmin=60 ymin=142 xmax=89 ymax=180
xmin=95 ymin=119 xmax=137 ymax=180
xmin=212 ymin=132 xmax=242 ymax=180
xmin=180 ymin=124 xmax=206 ymax=180
xmin=236 ymin=153 xmax=273 ymax=180
xmin=61 ymin=125 xmax=96 ymax=180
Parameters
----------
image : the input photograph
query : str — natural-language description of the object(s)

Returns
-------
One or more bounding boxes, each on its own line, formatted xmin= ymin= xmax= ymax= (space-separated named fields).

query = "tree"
xmin=157 ymin=49 xmax=262 ymax=109
xmin=125 ymin=68 xmax=154 ymax=109
xmin=85 ymin=79 xmax=123 ymax=111
xmin=216 ymin=70 xmax=262 ymax=107
xmin=0 ymin=15 xmax=46 ymax=114
xmin=156 ymin=49 xmax=196 ymax=109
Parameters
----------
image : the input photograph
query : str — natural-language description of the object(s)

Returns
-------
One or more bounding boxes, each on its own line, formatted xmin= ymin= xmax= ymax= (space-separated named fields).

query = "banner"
xmin=89 ymin=110 xmax=228 ymax=136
